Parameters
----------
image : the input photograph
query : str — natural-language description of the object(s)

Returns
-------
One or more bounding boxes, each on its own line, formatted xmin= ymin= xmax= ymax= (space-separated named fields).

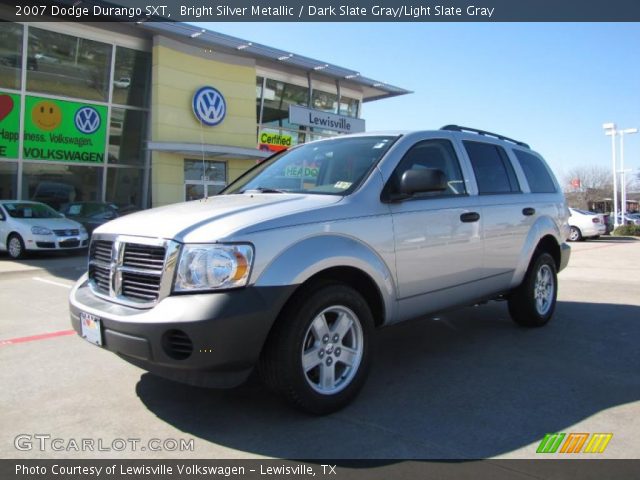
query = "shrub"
xmin=613 ymin=225 xmax=640 ymax=236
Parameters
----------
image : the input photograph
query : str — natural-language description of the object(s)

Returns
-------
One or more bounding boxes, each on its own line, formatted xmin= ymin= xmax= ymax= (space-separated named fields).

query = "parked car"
xmin=70 ymin=126 xmax=571 ymax=414
xmin=567 ymin=208 xmax=606 ymax=241
xmin=616 ymin=213 xmax=640 ymax=226
xmin=113 ymin=77 xmax=131 ymax=88
xmin=60 ymin=202 xmax=137 ymax=236
xmin=0 ymin=200 xmax=88 ymax=259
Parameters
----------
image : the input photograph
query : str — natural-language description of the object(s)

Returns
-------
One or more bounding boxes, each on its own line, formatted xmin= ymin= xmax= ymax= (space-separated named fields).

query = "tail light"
xmin=592 ymin=218 xmax=600 ymax=223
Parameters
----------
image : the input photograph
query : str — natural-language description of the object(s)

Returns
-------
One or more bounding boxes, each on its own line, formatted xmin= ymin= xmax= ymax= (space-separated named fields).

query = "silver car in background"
xmin=69 ymin=126 xmax=570 ymax=414
xmin=567 ymin=208 xmax=606 ymax=241
xmin=0 ymin=200 xmax=89 ymax=259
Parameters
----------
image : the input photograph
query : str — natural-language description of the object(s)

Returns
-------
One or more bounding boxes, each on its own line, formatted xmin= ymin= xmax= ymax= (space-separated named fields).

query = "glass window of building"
xmin=0 ymin=23 xmax=24 ymax=90
xmin=108 ymin=108 xmax=147 ymax=166
xmin=262 ymin=78 xmax=308 ymax=126
xmin=0 ymin=161 xmax=18 ymax=199
xmin=339 ymin=95 xmax=359 ymax=118
xmin=106 ymin=167 xmax=144 ymax=208
xmin=184 ymin=160 xmax=226 ymax=200
xmin=312 ymin=88 xmax=338 ymax=114
xmin=27 ymin=27 xmax=112 ymax=102
xmin=111 ymin=46 xmax=151 ymax=107
xmin=22 ymin=163 xmax=103 ymax=210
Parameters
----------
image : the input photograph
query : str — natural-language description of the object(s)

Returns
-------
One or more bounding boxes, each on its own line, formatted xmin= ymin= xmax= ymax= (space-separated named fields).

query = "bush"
xmin=613 ymin=225 xmax=640 ymax=236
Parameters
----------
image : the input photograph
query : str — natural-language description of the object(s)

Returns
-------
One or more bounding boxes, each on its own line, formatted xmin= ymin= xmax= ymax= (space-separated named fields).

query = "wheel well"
xmin=285 ymin=267 xmax=386 ymax=328
xmin=535 ymin=235 xmax=561 ymax=270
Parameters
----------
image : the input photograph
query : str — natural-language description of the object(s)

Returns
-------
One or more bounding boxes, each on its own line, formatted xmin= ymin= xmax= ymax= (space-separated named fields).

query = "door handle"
xmin=460 ymin=212 xmax=480 ymax=223
xmin=522 ymin=207 xmax=536 ymax=216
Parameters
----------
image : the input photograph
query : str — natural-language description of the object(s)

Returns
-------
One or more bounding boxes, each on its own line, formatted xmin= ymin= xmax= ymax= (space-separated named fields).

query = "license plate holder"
xmin=80 ymin=311 xmax=103 ymax=346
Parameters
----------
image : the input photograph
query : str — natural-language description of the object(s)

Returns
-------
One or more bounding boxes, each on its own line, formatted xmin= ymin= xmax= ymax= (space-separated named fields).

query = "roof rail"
xmin=440 ymin=125 xmax=530 ymax=149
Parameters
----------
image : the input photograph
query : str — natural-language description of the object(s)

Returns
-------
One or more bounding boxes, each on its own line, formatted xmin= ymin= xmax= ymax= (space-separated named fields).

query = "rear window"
xmin=463 ymin=141 xmax=520 ymax=194
xmin=513 ymin=150 xmax=557 ymax=193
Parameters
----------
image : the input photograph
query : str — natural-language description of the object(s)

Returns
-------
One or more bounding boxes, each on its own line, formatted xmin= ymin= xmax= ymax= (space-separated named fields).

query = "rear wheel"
xmin=259 ymin=282 xmax=373 ymax=415
xmin=568 ymin=226 xmax=582 ymax=242
xmin=7 ymin=234 xmax=25 ymax=259
xmin=508 ymin=252 xmax=557 ymax=327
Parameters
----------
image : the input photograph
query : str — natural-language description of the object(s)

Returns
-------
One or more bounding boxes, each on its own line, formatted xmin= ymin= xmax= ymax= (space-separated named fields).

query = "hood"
xmin=14 ymin=217 xmax=83 ymax=230
xmin=94 ymin=194 xmax=342 ymax=242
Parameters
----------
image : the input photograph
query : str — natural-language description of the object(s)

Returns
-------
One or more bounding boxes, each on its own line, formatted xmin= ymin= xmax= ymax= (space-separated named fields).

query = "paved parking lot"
xmin=1 ymin=238 xmax=639 ymax=460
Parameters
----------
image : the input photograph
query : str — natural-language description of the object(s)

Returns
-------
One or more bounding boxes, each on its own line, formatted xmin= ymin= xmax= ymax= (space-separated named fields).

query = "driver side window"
xmin=388 ymin=139 xmax=467 ymax=197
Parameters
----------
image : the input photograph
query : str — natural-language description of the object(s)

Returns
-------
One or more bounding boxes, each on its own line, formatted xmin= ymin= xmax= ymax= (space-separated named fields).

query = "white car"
xmin=0 ymin=200 xmax=89 ymax=259
xmin=113 ymin=77 xmax=131 ymax=88
xmin=567 ymin=208 xmax=606 ymax=241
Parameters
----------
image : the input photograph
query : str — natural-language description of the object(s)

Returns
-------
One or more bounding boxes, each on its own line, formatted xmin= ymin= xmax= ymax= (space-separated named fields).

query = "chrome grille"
xmin=87 ymin=235 xmax=178 ymax=308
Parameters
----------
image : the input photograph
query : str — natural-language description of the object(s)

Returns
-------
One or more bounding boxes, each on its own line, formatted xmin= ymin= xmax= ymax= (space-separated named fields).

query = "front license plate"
xmin=80 ymin=312 xmax=103 ymax=346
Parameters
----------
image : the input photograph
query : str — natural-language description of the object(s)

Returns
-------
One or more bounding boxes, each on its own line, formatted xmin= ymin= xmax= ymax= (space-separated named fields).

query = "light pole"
xmin=619 ymin=128 xmax=638 ymax=222
xmin=603 ymin=123 xmax=619 ymax=227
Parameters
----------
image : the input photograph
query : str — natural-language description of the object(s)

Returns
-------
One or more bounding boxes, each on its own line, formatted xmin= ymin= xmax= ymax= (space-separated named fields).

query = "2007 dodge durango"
xmin=70 ymin=125 xmax=571 ymax=414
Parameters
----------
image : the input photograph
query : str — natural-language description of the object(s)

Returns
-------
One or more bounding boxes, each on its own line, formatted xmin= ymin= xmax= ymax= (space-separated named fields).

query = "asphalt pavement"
xmin=1 ymin=238 xmax=639 ymax=460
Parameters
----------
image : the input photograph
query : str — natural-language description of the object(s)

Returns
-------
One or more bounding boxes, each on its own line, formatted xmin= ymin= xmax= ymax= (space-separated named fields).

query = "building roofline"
xmin=137 ymin=21 xmax=412 ymax=102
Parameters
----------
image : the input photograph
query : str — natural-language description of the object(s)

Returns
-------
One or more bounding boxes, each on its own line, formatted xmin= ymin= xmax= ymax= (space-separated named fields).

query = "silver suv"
xmin=69 ymin=126 xmax=570 ymax=414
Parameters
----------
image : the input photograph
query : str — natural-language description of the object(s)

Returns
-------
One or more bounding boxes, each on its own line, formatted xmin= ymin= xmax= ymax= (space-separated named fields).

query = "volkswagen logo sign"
xmin=192 ymin=86 xmax=226 ymax=126
xmin=74 ymin=106 xmax=101 ymax=134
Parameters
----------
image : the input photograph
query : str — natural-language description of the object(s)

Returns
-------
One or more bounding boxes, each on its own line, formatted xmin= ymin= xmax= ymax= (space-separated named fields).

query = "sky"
xmin=195 ymin=22 xmax=640 ymax=185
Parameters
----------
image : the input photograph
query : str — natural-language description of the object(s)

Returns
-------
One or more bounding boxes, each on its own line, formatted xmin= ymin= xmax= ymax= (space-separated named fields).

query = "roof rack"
xmin=440 ymin=125 xmax=530 ymax=149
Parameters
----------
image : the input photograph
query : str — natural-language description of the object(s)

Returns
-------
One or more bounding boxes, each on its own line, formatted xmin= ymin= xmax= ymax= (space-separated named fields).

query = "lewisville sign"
xmin=289 ymin=105 xmax=365 ymax=134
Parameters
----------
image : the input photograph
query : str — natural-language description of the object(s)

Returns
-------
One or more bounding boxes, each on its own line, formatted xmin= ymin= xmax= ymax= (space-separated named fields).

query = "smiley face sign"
xmin=32 ymin=100 xmax=62 ymax=131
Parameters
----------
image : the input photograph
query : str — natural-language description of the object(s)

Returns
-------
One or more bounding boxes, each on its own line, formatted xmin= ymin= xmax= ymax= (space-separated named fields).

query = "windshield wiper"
xmin=241 ymin=187 xmax=286 ymax=194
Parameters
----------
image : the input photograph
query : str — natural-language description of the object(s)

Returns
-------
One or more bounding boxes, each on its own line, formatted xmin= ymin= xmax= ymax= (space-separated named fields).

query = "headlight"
xmin=31 ymin=226 xmax=53 ymax=235
xmin=174 ymin=244 xmax=254 ymax=292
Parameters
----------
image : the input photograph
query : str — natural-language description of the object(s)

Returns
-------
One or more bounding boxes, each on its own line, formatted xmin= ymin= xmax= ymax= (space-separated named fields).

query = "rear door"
xmin=459 ymin=139 xmax=531 ymax=289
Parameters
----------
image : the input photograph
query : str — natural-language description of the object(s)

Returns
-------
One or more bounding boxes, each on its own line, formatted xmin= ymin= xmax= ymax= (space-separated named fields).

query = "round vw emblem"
xmin=74 ymin=106 xmax=101 ymax=134
xmin=192 ymin=86 xmax=226 ymax=126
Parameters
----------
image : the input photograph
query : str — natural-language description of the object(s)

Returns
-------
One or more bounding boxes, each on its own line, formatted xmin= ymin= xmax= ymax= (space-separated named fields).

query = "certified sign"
xmin=192 ymin=86 xmax=226 ymax=126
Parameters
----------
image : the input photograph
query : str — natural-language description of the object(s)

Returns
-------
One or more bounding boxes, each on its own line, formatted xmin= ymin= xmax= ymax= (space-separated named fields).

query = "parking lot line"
xmin=32 ymin=276 xmax=73 ymax=289
xmin=0 ymin=329 xmax=75 ymax=347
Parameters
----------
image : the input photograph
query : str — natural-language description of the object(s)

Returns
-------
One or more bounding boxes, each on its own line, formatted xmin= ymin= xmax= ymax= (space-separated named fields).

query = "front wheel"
xmin=7 ymin=234 xmax=26 ymax=259
xmin=508 ymin=252 xmax=558 ymax=327
xmin=259 ymin=282 xmax=373 ymax=415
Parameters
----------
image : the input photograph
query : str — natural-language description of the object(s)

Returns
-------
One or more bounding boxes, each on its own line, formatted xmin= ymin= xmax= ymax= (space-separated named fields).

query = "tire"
xmin=7 ymin=234 xmax=25 ymax=259
xmin=568 ymin=226 xmax=582 ymax=242
xmin=259 ymin=282 xmax=374 ymax=415
xmin=508 ymin=252 xmax=558 ymax=327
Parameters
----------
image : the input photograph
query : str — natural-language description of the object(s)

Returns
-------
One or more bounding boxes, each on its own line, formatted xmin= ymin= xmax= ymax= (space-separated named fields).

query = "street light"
xmin=603 ymin=123 xmax=619 ymax=227
xmin=619 ymin=128 xmax=638 ymax=223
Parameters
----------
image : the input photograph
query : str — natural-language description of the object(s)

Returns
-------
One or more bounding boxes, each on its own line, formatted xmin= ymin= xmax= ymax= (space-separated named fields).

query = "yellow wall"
xmin=151 ymin=38 xmax=258 ymax=206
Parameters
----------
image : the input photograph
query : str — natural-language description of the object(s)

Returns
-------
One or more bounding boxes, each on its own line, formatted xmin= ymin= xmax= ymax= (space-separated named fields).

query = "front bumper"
xmin=27 ymin=233 xmax=89 ymax=250
xmin=69 ymin=274 xmax=294 ymax=388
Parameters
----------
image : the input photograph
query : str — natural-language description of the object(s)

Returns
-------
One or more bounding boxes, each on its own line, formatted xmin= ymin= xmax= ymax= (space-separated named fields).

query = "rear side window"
xmin=463 ymin=141 xmax=520 ymax=194
xmin=513 ymin=150 xmax=557 ymax=193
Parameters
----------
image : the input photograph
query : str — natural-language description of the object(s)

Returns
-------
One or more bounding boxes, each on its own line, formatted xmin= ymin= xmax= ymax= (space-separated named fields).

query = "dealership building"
xmin=0 ymin=17 xmax=409 ymax=209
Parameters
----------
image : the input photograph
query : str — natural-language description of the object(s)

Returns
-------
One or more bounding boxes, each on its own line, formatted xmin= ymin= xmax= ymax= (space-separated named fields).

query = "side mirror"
xmin=399 ymin=168 xmax=447 ymax=196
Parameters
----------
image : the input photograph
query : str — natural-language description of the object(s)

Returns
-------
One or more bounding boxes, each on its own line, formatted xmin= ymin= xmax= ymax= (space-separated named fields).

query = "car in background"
xmin=59 ymin=202 xmax=138 ymax=236
xmin=567 ymin=208 xmax=606 ymax=241
xmin=0 ymin=200 xmax=88 ymax=259
xmin=113 ymin=77 xmax=131 ymax=88
xmin=616 ymin=213 xmax=640 ymax=226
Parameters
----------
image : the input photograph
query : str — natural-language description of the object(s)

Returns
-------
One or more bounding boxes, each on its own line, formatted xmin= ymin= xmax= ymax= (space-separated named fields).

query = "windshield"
xmin=224 ymin=136 xmax=396 ymax=196
xmin=3 ymin=202 xmax=63 ymax=219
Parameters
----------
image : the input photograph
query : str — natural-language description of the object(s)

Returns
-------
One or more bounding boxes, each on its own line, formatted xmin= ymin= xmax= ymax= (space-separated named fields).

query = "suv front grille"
xmin=87 ymin=235 xmax=177 ymax=308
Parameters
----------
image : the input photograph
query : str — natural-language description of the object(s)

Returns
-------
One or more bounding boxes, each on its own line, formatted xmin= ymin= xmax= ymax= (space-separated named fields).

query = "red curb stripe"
xmin=0 ymin=329 xmax=76 ymax=346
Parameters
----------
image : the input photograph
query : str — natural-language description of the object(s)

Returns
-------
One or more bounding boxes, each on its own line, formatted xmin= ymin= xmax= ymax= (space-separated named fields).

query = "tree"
xmin=563 ymin=165 xmax=634 ymax=212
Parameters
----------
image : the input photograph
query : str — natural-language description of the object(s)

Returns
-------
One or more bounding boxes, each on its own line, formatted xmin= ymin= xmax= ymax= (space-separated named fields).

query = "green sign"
xmin=0 ymin=91 xmax=20 ymax=159
xmin=23 ymin=95 xmax=107 ymax=163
